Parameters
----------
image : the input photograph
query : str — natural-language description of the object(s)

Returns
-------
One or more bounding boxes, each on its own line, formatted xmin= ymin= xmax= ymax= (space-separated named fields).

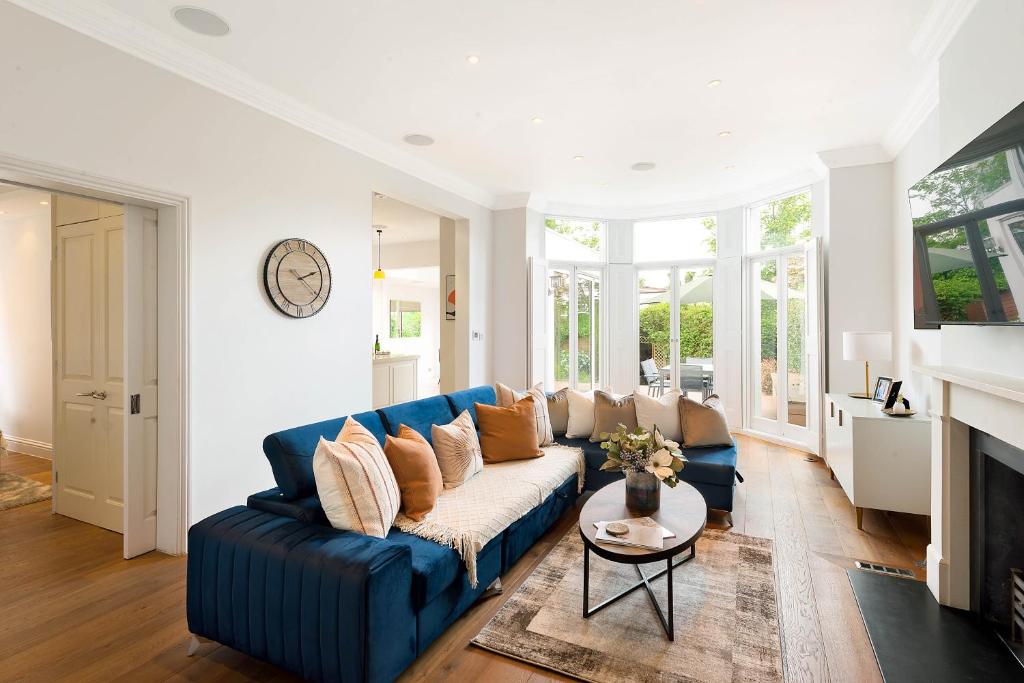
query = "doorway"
xmin=370 ymin=193 xmax=444 ymax=406
xmin=745 ymin=240 xmax=822 ymax=450
xmin=0 ymin=154 xmax=189 ymax=558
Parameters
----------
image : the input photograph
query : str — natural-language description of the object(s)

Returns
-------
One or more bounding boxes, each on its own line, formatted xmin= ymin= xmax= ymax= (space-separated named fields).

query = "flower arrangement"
xmin=599 ymin=425 xmax=686 ymax=486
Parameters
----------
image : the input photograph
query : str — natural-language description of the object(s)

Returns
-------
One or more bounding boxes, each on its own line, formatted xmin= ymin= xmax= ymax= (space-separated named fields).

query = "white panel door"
xmin=123 ymin=205 xmax=159 ymax=558
xmin=55 ymin=214 xmax=125 ymax=532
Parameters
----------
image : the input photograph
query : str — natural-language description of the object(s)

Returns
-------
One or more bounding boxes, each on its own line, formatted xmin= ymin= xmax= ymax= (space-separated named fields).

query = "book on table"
xmin=594 ymin=517 xmax=671 ymax=551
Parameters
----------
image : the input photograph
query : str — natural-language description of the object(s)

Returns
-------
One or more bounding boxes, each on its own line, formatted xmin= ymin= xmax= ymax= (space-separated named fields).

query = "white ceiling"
xmin=372 ymin=195 xmax=440 ymax=244
xmin=48 ymin=1 xmax=956 ymax=209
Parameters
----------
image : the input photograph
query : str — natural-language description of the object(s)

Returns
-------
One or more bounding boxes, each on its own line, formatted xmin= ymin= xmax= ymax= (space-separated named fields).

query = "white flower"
xmin=652 ymin=448 xmax=674 ymax=467
xmin=654 ymin=466 xmax=675 ymax=479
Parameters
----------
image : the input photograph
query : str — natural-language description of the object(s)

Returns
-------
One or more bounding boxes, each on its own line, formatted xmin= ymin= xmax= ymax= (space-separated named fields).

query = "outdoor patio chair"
xmin=640 ymin=358 xmax=663 ymax=396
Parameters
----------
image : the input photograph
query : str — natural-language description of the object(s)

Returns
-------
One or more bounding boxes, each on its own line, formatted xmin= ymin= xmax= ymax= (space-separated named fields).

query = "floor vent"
xmin=854 ymin=561 xmax=915 ymax=578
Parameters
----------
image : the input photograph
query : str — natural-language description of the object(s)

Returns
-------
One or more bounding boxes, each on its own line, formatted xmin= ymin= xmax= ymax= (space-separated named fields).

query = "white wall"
xmin=0 ymin=5 xmax=493 ymax=522
xmin=0 ymin=191 xmax=53 ymax=457
xmin=893 ymin=0 xmax=1024 ymax=408
xmin=826 ymin=163 xmax=895 ymax=394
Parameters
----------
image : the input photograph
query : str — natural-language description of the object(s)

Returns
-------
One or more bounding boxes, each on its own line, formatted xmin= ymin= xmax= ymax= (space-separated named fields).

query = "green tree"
xmin=545 ymin=217 xmax=601 ymax=251
xmin=910 ymin=153 xmax=1010 ymax=229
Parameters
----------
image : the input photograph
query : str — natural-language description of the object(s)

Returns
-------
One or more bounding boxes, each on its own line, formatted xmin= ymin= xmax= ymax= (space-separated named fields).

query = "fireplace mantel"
xmin=913 ymin=364 xmax=1024 ymax=609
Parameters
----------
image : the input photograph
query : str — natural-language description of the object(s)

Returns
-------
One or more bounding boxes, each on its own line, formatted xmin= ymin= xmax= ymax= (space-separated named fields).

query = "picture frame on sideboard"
xmin=872 ymin=376 xmax=893 ymax=403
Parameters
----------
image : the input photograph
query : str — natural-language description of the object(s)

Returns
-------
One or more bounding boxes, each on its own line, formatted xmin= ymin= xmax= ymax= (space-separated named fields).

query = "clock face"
xmin=263 ymin=238 xmax=332 ymax=318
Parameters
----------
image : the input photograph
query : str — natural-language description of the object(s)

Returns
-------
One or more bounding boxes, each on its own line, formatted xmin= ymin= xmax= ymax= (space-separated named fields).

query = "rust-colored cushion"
xmin=383 ymin=424 xmax=443 ymax=521
xmin=475 ymin=397 xmax=544 ymax=463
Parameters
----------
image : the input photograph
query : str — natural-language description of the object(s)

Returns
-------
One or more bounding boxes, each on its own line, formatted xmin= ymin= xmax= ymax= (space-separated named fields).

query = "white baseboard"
xmin=733 ymin=428 xmax=816 ymax=455
xmin=4 ymin=435 xmax=53 ymax=460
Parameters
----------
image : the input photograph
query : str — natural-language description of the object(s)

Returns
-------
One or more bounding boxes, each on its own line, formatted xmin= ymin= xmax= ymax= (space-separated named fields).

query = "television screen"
xmin=910 ymin=101 xmax=1024 ymax=328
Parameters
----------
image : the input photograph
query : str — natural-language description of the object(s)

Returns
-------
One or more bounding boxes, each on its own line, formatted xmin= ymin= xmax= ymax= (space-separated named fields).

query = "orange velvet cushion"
xmin=475 ymin=397 xmax=544 ymax=463
xmin=383 ymin=424 xmax=443 ymax=521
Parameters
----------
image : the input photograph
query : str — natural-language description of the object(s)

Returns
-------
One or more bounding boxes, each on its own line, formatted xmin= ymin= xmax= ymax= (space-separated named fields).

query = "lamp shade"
xmin=842 ymin=331 xmax=892 ymax=362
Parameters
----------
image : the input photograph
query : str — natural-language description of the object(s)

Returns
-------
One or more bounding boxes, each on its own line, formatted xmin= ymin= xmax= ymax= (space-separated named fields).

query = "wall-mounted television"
xmin=910 ymin=101 xmax=1024 ymax=328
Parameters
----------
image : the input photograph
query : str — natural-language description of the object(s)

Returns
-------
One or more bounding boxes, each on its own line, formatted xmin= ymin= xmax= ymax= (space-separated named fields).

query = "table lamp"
xmin=842 ymin=331 xmax=891 ymax=399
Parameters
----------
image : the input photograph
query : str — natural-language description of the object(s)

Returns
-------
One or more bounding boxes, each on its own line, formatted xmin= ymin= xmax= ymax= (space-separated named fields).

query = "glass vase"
xmin=625 ymin=471 xmax=660 ymax=512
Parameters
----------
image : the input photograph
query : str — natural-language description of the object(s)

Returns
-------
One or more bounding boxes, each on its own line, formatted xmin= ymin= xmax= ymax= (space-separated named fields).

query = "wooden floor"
xmin=0 ymin=438 xmax=928 ymax=682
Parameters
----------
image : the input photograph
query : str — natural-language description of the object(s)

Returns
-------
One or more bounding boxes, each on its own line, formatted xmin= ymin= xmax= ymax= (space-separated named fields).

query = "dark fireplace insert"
xmin=970 ymin=428 xmax=1024 ymax=666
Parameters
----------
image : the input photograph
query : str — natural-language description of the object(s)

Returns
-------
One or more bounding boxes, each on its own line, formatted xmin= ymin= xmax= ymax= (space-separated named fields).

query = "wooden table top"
xmin=578 ymin=479 xmax=707 ymax=564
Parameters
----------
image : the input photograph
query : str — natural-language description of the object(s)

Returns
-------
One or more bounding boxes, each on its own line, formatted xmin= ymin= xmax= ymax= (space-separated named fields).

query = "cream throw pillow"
xmin=679 ymin=394 xmax=733 ymax=447
xmin=312 ymin=417 xmax=400 ymax=538
xmin=565 ymin=389 xmax=596 ymax=439
xmin=431 ymin=410 xmax=485 ymax=489
xmin=634 ymin=389 xmax=683 ymax=443
xmin=493 ymin=382 xmax=554 ymax=446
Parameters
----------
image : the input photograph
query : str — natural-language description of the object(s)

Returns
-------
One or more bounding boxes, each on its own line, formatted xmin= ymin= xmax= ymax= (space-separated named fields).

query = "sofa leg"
xmin=186 ymin=634 xmax=207 ymax=657
xmin=723 ymin=512 xmax=733 ymax=527
xmin=482 ymin=577 xmax=503 ymax=599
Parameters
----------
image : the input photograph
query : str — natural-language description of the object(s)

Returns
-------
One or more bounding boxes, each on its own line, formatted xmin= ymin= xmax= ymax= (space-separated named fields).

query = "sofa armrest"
xmin=186 ymin=506 xmax=416 ymax=683
xmin=247 ymin=487 xmax=328 ymax=525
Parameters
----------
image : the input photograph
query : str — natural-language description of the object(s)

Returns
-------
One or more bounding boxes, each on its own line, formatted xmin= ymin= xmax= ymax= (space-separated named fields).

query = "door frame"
xmin=0 ymin=151 xmax=190 ymax=556
xmin=546 ymin=262 xmax=607 ymax=391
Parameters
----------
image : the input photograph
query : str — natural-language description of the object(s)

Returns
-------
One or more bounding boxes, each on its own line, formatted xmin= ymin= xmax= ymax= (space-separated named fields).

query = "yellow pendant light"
xmin=373 ymin=227 xmax=386 ymax=280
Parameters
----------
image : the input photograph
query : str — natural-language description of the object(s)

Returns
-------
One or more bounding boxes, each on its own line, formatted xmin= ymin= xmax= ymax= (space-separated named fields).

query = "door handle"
xmin=75 ymin=390 xmax=107 ymax=400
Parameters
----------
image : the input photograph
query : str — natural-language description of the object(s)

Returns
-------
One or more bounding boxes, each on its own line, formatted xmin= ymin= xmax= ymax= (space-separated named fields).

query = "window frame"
xmin=547 ymin=260 xmax=607 ymax=391
xmin=744 ymin=187 xmax=814 ymax=255
xmin=632 ymin=211 xmax=719 ymax=264
xmin=543 ymin=215 xmax=608 ymax=264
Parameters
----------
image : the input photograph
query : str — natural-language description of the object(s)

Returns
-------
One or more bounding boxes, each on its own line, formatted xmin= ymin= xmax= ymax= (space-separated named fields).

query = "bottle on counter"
xmin=374 ymin=334 xmax=381 ymax=354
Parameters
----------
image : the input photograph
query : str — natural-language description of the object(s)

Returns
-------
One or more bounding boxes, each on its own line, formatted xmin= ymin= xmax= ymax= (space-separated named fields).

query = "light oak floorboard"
xmin=0 ymin=441 xmax=926 ymax=682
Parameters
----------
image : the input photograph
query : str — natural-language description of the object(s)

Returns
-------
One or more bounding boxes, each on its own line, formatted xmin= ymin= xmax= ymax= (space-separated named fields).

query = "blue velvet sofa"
xmin=185 ymin=385 xmax=741 ymax=682
xmin=186 ymin=386 xmax=579 ymax=683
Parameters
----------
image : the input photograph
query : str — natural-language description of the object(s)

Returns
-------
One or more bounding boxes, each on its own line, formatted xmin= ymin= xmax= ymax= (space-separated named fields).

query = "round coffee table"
xmin=578 ymin=479 xmax=707 ymax=640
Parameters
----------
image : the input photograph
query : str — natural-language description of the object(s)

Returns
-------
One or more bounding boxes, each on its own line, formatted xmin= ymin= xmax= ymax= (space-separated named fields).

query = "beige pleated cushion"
xmin=565 ymin=389 xmax=596 ymax=439
xmin=493 ymin=382 xmax=554 ymax=446
xmin=312 ymin=417 xmax=400 ymax=538
xmin=431 ymin=410 xmax=485 ymax=489
xmin=547 ymin=388 xmax=570 ymax=436
xmin=590 ymin=390 xmax=638 ymax=442
xmin=679 ymin=394 xmax=733 ymax=447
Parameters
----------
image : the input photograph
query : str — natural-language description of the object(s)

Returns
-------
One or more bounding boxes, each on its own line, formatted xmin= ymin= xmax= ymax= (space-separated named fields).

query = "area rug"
xmin=0 ymin=472 xmax=51 ymax=511
xmin=472 ymin=528 xmax=783 ymax=683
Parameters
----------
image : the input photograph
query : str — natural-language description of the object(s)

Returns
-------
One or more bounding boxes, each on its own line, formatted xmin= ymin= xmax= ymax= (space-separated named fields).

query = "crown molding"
xmin=543 ymin=166 xmax=825 ymax=221
xmin=9 ymin=0 xmax=497 ymax=209
xmin=909 ymin=0 xmax=979 ymax=63
xmin=882 ymin=65 xmax=940 ymax=157
xmin=817 ymin=144 xmax=893 ymax=170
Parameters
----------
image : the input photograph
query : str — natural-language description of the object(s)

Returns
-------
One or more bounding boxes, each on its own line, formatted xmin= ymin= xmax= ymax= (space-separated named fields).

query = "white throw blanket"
xmin=394 ymin=445 xmax=585 ymax=587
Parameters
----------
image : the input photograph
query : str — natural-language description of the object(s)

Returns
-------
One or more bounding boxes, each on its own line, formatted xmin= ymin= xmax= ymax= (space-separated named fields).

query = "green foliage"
xmin=759 ymin=298 xmax=804 ymax=372
xmin=931 ymin=261 xmax=1010 ymax=321
xmin=389 ymin=311 xmax=421 ymax=338
xmin=637 ymin=303 xmax=713 ymax=363
xmin=910 ymin=153 xmax=1011 ymax=228
xmin=760 ymin=193 xmax=812 ymax=249
xmin=599 ymin=425 xmax=685 ymax=484
xmin=545 ymin=217 xmax=602 ymax=251
xmin=701 ymin=216 xmax=718 ymax=254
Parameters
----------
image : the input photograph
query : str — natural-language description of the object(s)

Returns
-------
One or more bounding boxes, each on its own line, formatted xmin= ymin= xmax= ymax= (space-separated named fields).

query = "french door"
xmin=746 ymin=239 xmax=821 ymax=449
xmin=547 ymin=264 xmax=603 ymax=391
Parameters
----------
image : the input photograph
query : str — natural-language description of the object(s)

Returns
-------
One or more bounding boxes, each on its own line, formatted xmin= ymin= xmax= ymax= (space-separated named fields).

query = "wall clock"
xmin=263 ymin=238 xmax=332 ymax=318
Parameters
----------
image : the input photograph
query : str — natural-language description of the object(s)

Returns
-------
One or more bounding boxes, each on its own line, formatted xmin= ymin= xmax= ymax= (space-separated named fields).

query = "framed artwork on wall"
xmin=445 ymin=274 xmax=456 ymax=320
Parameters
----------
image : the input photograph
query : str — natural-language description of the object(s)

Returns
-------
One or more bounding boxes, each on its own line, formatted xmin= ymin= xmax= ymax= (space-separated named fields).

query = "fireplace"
xmin=970 ymin=428 xmax=1024 ymax=662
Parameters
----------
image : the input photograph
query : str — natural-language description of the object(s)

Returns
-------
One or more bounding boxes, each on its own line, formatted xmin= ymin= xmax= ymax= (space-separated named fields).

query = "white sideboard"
xmin=823 ymin=393 xmax=931 ymax=529
xmin=372 ymin=354 xmax=418 ymax=409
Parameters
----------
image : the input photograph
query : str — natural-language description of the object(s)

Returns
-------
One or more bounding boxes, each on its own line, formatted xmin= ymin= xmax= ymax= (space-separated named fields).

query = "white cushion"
xmin=494 ymin=382 xmax=554 ymax=446
xmin=565 ymin=389 xmax=596 ymax=439
xmin=634 ymin=389 xmax=683 ymax=443
xmin=312 ymin=417 xmax=400 ymax=538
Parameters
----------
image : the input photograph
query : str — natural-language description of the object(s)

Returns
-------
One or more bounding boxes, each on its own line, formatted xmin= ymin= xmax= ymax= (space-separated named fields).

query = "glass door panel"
xmin=576 ymin=270 xmax=601 ymax=390
xmin=755 ymin=260 xmax=778 ymax=421
xmin=678 ymin=267 xmax=713 ymax=401
xmin=638 ymin=269 xmax=672 ymax=395
xmin=785 ymin=254 xmax=807 ymax=428
xmin=549 ymin=268 xmax=570 ymax=390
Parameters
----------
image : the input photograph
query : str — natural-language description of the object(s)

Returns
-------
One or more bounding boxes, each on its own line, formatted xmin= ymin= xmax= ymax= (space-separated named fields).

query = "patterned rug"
xmin=472 ymin=527 xmax=783 ymax=683
xmin=0 ymin=472 xmax=52 ymax=511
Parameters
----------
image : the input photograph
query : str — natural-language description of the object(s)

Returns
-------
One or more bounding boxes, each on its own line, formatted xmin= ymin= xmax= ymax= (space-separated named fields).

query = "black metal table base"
xmin=582 ymin=545 xmax=696 ymax=640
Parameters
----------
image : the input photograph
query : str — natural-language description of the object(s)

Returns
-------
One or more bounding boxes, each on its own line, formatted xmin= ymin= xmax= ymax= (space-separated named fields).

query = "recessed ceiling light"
xmin=707 ymin=79 xmax=722 ymax=88
xmin=631 ymin=162 xmax=656 ymax=172
xmin=724 ymin=164 xmax=736 ymax=171
xmin=39 ymin=200 xmax=49 ymax=205
xmin=403 ymin=133 xmax=435 ymax=146
xmin=574 ymin=155 xmax=584 ymax=161
xmin=373 ymin=192 xmax=386 ymax=200
xmin=531 ymin=117 xmax=544 ymax=125
xmin=718 ymin=130 xmax=732 ymax=138
xmin=466 ymin=54 xmax=480 ymax=65
xmin=172 ymin=6 xmax=230 ymax=36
